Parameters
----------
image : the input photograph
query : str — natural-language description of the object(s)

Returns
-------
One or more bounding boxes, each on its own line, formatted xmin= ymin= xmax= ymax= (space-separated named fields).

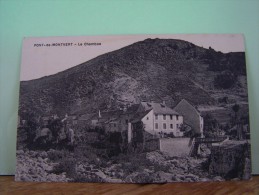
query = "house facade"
xmin=85 ymin=104 xmax=140 ymax=133
xmin=130 ymin=101 xmax=184 ymax=138
xmin=81 ymin=101 xmax=185 ymax=139
xmin=77 ymin=113 xmax=97 ymax=127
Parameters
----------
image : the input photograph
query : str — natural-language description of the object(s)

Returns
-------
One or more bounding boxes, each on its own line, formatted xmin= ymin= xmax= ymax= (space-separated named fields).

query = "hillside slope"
xmin=19 ymin=38 xmax=247 ymax=117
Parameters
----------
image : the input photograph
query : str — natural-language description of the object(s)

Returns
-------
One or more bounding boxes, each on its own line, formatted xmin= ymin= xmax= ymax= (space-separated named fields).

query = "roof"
xmin=99 ymin=116 xmax=118 ymax=123
xmin=67 ymin=115 xmax=77 ymax=120
xmin=123 ymin=104 xmax=140 ymax=115
xmin=174 ymin=99 xmax=202 ymax=134
xmin=78 ymin=113 xmax=97 ymax=121
xmin=174 ymin=99 xmax=201 ymax=116
xmin=99 ymin=110 xmax=124 ymax=119
xmin=140 ymin=102 xmax=180 ymax=115
xmin=131 ymin=109 xmax=153 ymax=123
xmin=41 ymin=116 xmax=50 ymax=120
xmin=103 ymin=117 xmax=120 ymax=124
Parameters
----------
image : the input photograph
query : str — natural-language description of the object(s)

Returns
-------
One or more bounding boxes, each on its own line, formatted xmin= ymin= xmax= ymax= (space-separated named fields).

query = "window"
xmin=163 ymin=123 xmax=166 ymax=129
xmin=176 ymin=115 xmax=179 ymax=120
xmin=170 ymin=124 xmax=173 ymax=129
xmin=176 ymin=124 xmax=179 ymax=129
xmin=163 ymin=114 xmax=166 ymax=120
xmin=155 ymin=123 xmax=158 ymax=129
xmin=155 ymin=114 xmax=158 ymax=120
xmin=125 ymin=119 xmax=128 ymax=124
xmin=147 ymin=117 xmax=149 ymax=120
xmin=170 ymin=115 xmax=173 ymax=120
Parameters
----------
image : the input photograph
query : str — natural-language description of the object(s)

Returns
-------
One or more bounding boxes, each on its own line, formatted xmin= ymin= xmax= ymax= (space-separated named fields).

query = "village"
xmin=18 ymin=99 xmax=208 ymax=154
xmin=17 ymin=98 xmax=251 ymax=156
xmin=16 ymin=99 xmax=251 ymax=182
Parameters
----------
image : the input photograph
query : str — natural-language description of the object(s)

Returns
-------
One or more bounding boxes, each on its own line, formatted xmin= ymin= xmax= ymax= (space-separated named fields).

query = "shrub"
xmin=121 ymin=162 xmax=141 ymax=175
xmin=47 ymin=149 xmax=69 ymax=162
xmin=119 ymin=153 xmax=153 ymax=175
xmin=214 ymin=71 xmax=237 ymax=89
xmin=153 ymin=163 xmax=171 ymax=172
xmin=74 ymin=174 xmax=104 ymax=183
xmin=52 ymin=157 xmax=76 ymax=177
xmin=132 ymin=172 xmax=154 ymax=183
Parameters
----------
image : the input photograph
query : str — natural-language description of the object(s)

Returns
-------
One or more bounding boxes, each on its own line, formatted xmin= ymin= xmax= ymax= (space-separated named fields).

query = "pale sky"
xmin=21 ymin=34 xmax=245 ymax=81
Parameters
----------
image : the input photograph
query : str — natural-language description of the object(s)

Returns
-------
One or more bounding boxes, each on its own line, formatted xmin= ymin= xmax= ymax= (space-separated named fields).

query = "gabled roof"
xmin=131 ymin=109 xmax=153 ymax=123
xmin=174 ymin=99 xmax=202 ymax=134
xmin=99 ymin=110 xmax=124 ymax=119
xmin=123 ymin=104 xmax=140 ymax=115
xmin=67 ymin=115 xmax=77 ymax=120
xmin=98 ymin=114 xmax=120 ymax=123
xmin=103 ymin=117 xmax=120 ymax=124
xmin=140 ymin=102 xmax=179 ymax=115
xmin=174 ymin=99 xmax=201 ymax=116
xmin=78 ymin=113 xmax=99 ymax=124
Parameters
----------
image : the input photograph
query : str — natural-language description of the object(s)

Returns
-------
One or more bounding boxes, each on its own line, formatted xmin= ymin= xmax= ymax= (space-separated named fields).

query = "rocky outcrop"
xmin=209 ymin=140 xmax=251 ymax=180
xmin=15 ymin=148 xmax=228 ymax=183
xmin=117 ymin=151 xmax=223 ymax=183
xmin=15 ymin=150 xmax=70 ymax=182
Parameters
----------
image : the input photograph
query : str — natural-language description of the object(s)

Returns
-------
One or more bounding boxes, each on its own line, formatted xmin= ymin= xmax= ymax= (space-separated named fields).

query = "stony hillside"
xmin=19 ymin=38 xmax=248 ymax=117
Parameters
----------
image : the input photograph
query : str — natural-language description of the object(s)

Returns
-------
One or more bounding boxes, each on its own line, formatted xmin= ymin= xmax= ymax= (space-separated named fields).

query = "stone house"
xmin=77 ymin=113 xmax=98 ymax=127
xmin=173 ymin=99 xmax=204 ymax=137
xmin=136 ymin=101 xmax=184 ymax=137
xmin=66 ymin=115 xmax=78 ymax=126
xmin=86 ymin=101 xmax=184 ymax=138
xmin=85 ymin=104 xmax=140 ymax=133
xmin=127 ymin=101 xmax=184 ymax=145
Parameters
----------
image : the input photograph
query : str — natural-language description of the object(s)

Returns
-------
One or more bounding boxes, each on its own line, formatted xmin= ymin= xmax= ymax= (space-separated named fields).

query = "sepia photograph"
xmin=15 ymin=34 xmax=251 ymax=183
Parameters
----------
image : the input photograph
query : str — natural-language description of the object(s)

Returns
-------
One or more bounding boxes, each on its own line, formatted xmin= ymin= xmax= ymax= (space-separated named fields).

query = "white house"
xmin=129 ymin=101 xmax=184 ymax=138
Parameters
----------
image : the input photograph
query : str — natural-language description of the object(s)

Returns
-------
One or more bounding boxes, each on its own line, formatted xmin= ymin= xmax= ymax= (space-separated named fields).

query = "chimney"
xmin=162 ymin=100 xmax=166 ymax=105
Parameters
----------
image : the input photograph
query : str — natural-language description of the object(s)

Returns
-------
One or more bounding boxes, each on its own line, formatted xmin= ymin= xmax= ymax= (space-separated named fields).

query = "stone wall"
xmin=209 ymin=140 xmax=251 ymax=180
xmin=144 ymin=138 xmax=160 ymax=152
xmin=159 ymin=138 xmax=192 ymax=157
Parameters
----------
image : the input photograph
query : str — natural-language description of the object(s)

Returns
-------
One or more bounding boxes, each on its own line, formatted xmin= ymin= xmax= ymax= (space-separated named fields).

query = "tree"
xmin=232 ymin=104 xmax=240 ymax=121
xmin=232 ymin=104 xmax=243 ymax=140
xmin=203 ymin=113 xmax=219 ymax=137
xmin=214 ymin=71 xmax=237 ymax=89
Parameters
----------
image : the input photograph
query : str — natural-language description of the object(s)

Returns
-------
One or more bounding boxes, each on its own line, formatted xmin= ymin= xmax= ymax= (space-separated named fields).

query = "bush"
xmin=74 ymin=174 xmax=104 ymax=183
xmin=47 ymin=149 xmax=69 ymax=162
xmin=214 ymin=71 xmax=237 ymax=89
xmin=203 ymin=114 xmax=219 ymax=138
xmin=52 ymin=157 xmax=76 ymax=177
xmin=131 ymin=172 xmax=154 ymax=183
xmin=121 ymin=162 xmax=141 ymax=175
xmin=153 ymin=163 xmax=171 ymax=172
xmin=119 ymin=153 xmax=153 ymax=175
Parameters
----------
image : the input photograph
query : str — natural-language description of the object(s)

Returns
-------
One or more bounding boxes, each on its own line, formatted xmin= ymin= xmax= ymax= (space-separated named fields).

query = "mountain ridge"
xmin=19 ymin=38 xmax=247 ymax=118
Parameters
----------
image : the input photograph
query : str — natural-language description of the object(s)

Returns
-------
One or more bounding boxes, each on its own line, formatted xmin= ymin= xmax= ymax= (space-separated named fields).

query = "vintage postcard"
xmin=16 ymin=34 xmax=251 ymax=182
